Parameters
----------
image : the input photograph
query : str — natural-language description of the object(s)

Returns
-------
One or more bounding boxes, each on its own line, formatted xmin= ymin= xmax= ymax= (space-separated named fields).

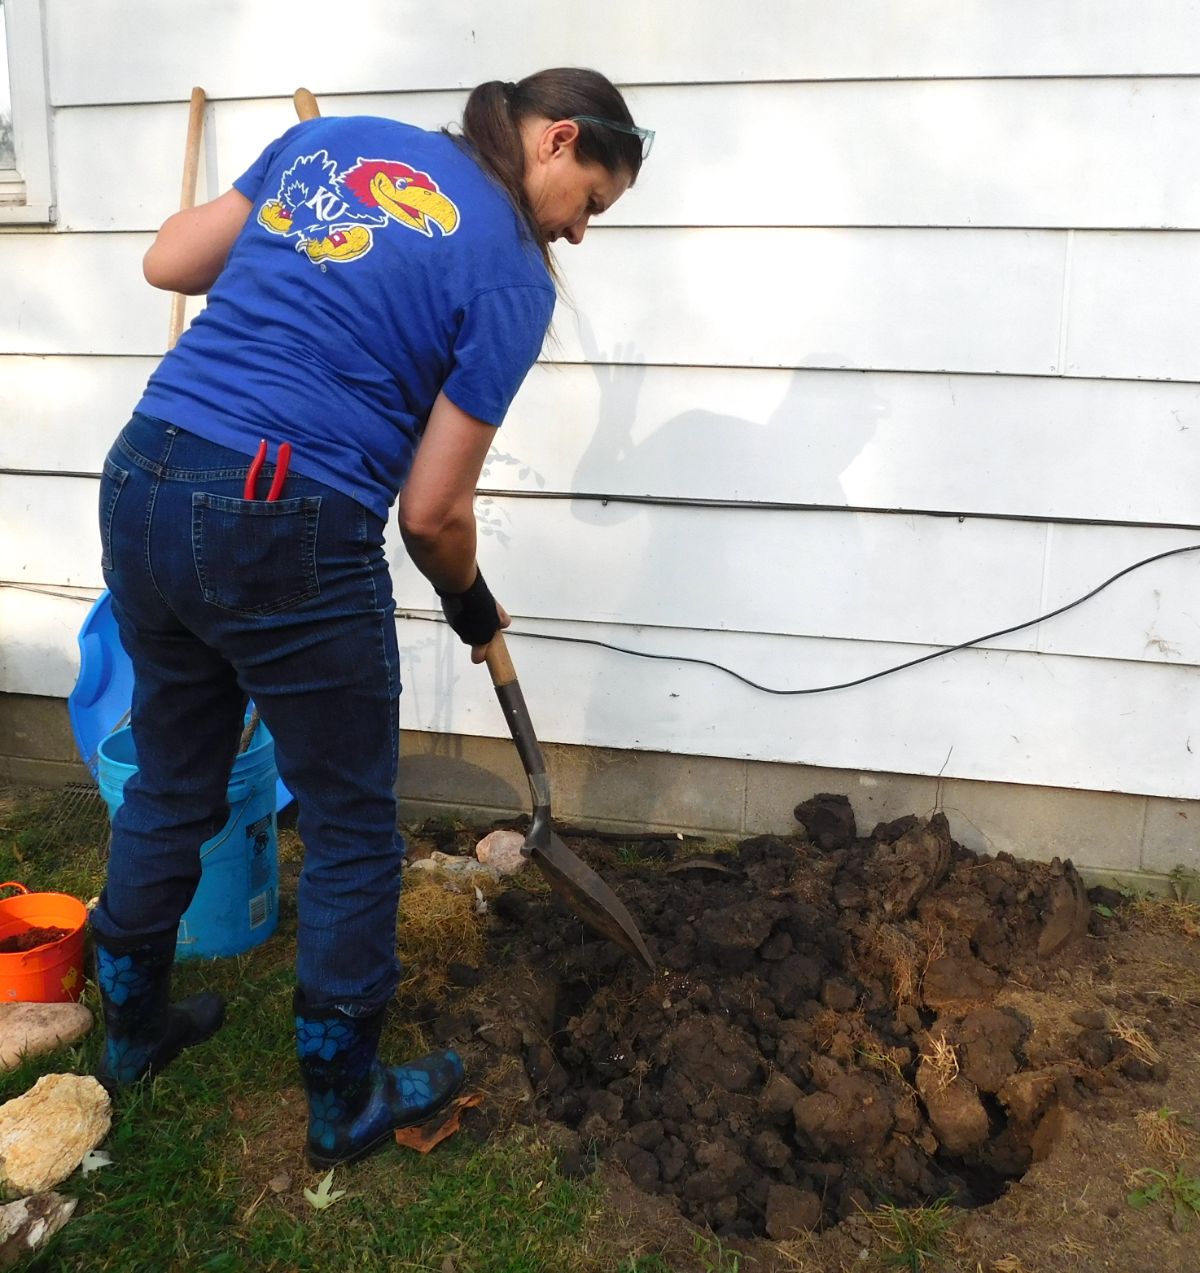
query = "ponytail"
xmin=451 ymin=68 xmax=644 ymax=271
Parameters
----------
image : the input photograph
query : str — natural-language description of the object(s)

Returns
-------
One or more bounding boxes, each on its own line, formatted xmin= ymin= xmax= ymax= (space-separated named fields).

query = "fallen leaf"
xmin=394 ymin=1091 xmax=484 ymax=1154
xmin=80 ymin=1150 xmax=112 ymax=1176
xmin=304 ymin=1168 xmax=346 ymax=1210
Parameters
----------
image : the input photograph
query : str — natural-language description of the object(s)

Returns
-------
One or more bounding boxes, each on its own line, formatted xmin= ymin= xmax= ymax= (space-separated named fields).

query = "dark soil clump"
xmin=0 ymin=925 xmax=71 ymax=953
xmin=463 ymin=802 xmax=1157 ymax=1240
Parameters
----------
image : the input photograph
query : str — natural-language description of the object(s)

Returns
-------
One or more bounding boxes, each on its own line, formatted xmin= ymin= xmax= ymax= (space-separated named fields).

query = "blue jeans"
xmin=93 ymin=413 xmax=403 ymax=1013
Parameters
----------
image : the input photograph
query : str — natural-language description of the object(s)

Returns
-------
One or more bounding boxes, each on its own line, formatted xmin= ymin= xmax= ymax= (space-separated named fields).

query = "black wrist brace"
xmin=437 ymin=569 xmax=500 ymax=646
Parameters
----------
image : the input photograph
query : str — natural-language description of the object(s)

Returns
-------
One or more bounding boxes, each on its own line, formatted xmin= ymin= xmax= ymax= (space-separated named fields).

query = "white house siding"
xmin=2 ymin=0 xmax=1199 ymax=804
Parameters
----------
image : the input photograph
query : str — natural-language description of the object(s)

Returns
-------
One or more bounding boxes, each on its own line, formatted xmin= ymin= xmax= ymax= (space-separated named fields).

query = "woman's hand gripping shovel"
xmin=484 ymin=632 xmax=655 ymax=971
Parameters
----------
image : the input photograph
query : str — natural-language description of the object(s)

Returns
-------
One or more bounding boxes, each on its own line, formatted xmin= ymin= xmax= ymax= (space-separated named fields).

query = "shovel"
xmin=485 ymin=633 xmax=654 ymax=971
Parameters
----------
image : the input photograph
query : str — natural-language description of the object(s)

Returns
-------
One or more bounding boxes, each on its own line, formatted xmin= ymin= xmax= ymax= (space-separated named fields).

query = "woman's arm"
xmin=143 ymin=188 xmax=254 ymax=295
xmin=399 ymin=391 xmax=511 ymax=659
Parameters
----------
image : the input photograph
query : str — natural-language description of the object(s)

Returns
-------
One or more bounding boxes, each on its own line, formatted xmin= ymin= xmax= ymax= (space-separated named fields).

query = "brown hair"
xmin=451 ymin=68 xmax=644 ymax=267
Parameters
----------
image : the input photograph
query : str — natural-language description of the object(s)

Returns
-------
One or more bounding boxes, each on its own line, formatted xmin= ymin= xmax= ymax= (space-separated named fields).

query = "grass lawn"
xmin=0 ymin=788 xmax=688 ymax=1273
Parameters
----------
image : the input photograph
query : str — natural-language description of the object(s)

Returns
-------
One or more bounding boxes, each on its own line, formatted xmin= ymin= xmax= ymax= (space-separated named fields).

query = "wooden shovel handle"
xmin=293 ymin=88 xmax=321 ymax=121
xmin=167 ymin=86 xmax=206 ymax=350
xmin=484 ymin=630 xmax=517 ymax=688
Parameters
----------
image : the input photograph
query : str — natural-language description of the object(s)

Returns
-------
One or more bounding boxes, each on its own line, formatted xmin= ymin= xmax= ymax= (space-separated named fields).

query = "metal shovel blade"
xmin=526 ymin=813 xmax=655 ymax=971
xmin=485 ymin=632 xmax=655 ymax=972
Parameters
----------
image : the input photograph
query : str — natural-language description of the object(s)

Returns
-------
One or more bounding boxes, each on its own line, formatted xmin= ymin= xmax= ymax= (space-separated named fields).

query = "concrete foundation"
xmin=4 ymin=692 xmax=1196 ymax=894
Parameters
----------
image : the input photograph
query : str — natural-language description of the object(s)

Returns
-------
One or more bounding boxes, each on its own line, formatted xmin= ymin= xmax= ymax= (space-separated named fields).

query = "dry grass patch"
xmin=1136 ymin=1106 xmax=1198 ymax=1162
xmin=1111 ymin=1018 xmax=1161 ymax=1066
xmin=925 ymin=1033 xmax=960 ymax=1092
xmin=1129 ymin=897 xmax=1200 ymax=941
xmin=398 ymin=874 xmax=491 ymax=1000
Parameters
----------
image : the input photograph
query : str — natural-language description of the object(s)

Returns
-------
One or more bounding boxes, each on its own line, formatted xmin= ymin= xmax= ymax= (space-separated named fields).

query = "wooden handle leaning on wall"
xmin=294 ymin=88 xmax=321 ymax=121
xmin=167 ymin=86 xmax=207 ymax=350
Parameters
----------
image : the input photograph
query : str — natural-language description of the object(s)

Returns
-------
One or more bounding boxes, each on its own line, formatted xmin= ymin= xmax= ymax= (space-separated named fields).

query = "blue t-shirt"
xmin=137 ymin=117 xmax=555 ymax=517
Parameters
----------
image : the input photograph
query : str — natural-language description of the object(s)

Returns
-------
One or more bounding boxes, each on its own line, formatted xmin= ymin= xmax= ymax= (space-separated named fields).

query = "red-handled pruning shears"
xmin=243 ymin=439 xmax=292 ymax=501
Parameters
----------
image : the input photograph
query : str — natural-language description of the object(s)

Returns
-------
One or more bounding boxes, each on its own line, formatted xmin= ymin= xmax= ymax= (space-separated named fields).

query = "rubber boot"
xmin=295 ymin=990 xmax=465 ymax=1168
xmin=92 ymin=930 xmax=226 ymax=1092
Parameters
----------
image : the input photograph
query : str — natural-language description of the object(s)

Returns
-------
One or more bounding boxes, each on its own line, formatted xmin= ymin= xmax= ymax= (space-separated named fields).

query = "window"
xmin=0 ymin=0 xmax=53 ymax=223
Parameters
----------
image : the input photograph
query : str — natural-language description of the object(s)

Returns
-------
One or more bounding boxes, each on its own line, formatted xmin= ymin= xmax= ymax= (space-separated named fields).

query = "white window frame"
xmin=0 ymin=0 xmax=53 ymax=224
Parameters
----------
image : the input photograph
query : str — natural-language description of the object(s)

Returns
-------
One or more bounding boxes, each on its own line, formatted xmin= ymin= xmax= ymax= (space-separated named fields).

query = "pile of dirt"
xmin=437 ymin=796 xmax=1170 ymax=1241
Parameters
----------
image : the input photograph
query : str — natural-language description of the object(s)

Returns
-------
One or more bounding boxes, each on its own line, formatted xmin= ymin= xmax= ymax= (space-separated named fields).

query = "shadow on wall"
xmin=566 ymin=319 xmax=888 ymax=821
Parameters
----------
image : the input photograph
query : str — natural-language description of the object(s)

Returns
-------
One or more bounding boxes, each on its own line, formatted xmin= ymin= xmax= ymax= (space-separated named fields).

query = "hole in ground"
xmin=476 ymin=804 xmax=1135 ymax=1240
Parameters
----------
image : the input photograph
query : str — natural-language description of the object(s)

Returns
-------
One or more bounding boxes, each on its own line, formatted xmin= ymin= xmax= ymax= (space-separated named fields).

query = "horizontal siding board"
xmin=1 ymin=234 xmax=186 ymax=355
xmin=7 ymin=359 xmax=1200 ymax=529
xmin=1066 ymin=232 xmax=1200 ymax=381
xmin=3 ymin=228 xmax=1066 ymax=374
xmin=0 ymin=357 xmax=158 ymax=469
xmin=1035 ymin=524 xmax=1200 ymax=662
xmin=7 ymin=474 xmax=1197 ymax=664
xmin=385 ymin=503 xmax=1200 ymax=664
xmin=4 ymin=590 xmax=1196 ymax=799
xmin=502 ymin=365 xmax=1200 ymax=525
xmin=47 ymin=0 xmax=1200 ymax=106
xmin=395 ymin=614 xmax=1200 ymax=800
xmin=552 ymin=229 xmax=1066 ymax=374
xmin=54 ymin=78 xmax=1200 ymax=233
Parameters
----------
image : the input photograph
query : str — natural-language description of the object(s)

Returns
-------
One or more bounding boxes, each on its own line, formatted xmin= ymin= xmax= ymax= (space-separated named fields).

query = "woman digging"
xmin=90 ymin=69 xmax=650 ymax=1167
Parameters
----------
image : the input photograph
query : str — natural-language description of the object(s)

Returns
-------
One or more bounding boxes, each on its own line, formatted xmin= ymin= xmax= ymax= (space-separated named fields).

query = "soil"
xmin=0 ymin=924 xmax=71 ymax=953
xmin=406 ymin=795 xmax=1200 ymax=1272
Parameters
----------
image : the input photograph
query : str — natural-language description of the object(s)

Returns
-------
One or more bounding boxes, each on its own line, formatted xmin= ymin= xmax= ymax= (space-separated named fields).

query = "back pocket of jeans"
xmin=192 ymin=492 xmax=321 ymax=616
xmin=99 ymin=457 xmax=130 ymax=572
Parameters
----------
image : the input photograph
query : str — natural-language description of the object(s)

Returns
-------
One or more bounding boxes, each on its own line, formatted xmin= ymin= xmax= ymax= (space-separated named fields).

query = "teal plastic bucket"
xmin=96 ymin=724 xmax=280 ymax=960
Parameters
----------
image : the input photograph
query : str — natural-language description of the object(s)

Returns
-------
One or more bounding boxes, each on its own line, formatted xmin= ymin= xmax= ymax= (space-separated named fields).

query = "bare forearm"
xmin=399 ymin=512 xmax=478 ymax=594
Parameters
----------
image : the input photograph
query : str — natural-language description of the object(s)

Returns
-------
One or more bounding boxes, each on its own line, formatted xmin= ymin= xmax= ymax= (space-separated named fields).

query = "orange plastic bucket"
xmin=0 ymin=882 xmax=88 ymax=1003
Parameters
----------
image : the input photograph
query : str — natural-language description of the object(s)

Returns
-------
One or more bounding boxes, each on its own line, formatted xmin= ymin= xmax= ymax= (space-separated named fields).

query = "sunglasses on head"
xmin=569 ymin=115 xmax=655 ymax=160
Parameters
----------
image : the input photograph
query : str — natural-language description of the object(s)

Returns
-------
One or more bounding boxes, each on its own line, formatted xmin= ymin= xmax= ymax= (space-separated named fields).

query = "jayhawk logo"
xmin=258 ymin=150 xmax=459 ymax=265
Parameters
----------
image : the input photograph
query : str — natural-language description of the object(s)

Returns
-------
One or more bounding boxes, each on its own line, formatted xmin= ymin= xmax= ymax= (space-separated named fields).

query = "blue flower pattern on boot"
xmin=394 ymin=1067 xmax=435 ymax=1109
xmin=308 ymin=1090 xmax=345 ymax=1152
xmin=105 ymin=1035 xmax=155 ymax=1085
xmin=96 ymin=948 xmax=151 ymax=1007
xmin=295 ymin=1017 xmax=354 ymax=1061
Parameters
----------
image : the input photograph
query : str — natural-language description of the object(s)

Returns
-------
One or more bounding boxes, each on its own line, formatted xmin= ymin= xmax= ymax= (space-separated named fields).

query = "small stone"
xmin=407 ymin=852 xmax=500 ymax=885
xmin=474 ymin=830 xmax=528 ymax=875
xmin=0 ymin=1074 xmax=111 ymax=1197
xmin=0 ymin=1191 xmax=76 ymax=1266
xmin=0 ymin=1004 xmax=93 ymax=1073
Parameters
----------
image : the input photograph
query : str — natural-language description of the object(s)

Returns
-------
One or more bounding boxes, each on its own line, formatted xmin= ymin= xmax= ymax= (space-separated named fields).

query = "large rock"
xmin=0 ymin=1192 xmax=76 ymax=1267
xmin=474 ymin=829 xmax=529 ymax=875
xmin=0 ymin=1004 xmax=93 ymax=1073
xmin=0 ymin=1074 xmax=111 ymax=1197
